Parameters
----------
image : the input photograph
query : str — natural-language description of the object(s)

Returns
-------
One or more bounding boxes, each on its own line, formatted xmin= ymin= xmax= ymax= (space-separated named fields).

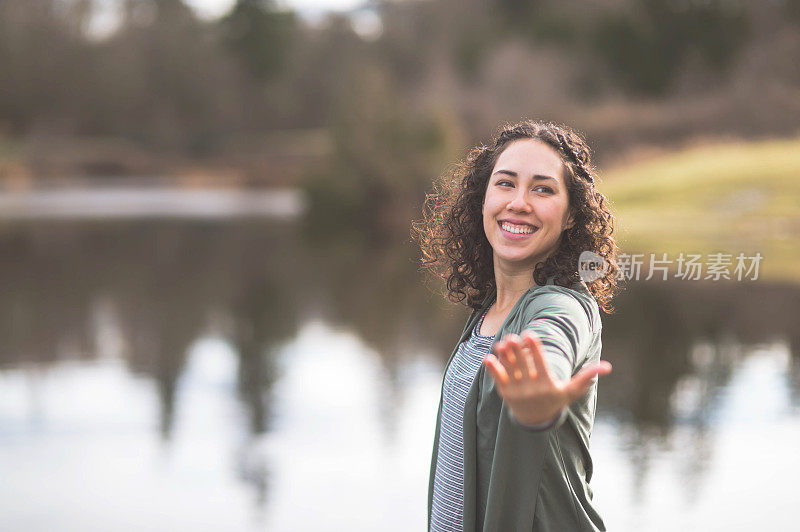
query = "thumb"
xmin=564 ymin=361 xmax=612 ymax=402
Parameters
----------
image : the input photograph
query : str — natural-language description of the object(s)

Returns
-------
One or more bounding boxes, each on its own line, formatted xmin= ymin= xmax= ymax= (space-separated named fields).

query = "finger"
xmin=518 ymin=332 xmax=540 ymax=378
xmin=494 ymin=341 xmax=519 ymax=381
xmin=503 ymin=334 xmax=520 ymax=365
xmin=516 ymin=344 xmax=536 ymax=379
xmin=510 ymin=335 xmax=535 ymax=379
xmin=522 ymin=331 xmax=551 ymax=379
xmin=564 ymin=361 xmax=612 ymax=402
xmin=484 ymin=353 xmax=509 ymax=387
xmin=500 ymin=335 xmax=525 ymax=381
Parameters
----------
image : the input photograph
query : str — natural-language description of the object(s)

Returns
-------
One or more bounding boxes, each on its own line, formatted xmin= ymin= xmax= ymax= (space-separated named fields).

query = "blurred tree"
xmin=63 ymin=0 xmax=93 ymax=37
xmin=591 ymin=0 xmax=750 ymax=96
xmin=375 ymin=1 xmax=438 ymax=87
xmin=281 ymin=14 xmax=367 ymax=128
xmin=0 ymin=1 xmax=82 ymax=134
xmin=301 ymin=57 xmax=457 ymax=231
xmin=785 ymin=0 xmax=800 ymax=22
xmin=495 ymin=0 xmax=579 ymax=48
xmin=220 ymin=0 xmax=297 ymax=81
xmin=0 ymin=0 xmax=796 ymax=190
xmin=92 ymin=0 xmax=247 ymax=152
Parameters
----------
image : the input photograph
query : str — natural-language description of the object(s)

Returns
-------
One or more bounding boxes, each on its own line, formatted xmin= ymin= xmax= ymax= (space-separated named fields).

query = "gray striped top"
xmin=429 ymin=306 xmax=495 ymax=532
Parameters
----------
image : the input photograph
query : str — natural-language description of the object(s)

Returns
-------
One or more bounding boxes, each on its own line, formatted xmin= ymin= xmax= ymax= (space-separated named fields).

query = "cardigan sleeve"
xmin=521 ymin=287 xmax=595 ymax=382
xmin=511 ymin=407 xmax=568 ymax=431
xmin=505 ymin=287 xmax=595 ymax=431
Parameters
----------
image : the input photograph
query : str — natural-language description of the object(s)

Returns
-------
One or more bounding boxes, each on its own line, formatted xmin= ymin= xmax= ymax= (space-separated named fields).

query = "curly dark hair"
xmin=411 ymin=119 xmax=620 ymax=313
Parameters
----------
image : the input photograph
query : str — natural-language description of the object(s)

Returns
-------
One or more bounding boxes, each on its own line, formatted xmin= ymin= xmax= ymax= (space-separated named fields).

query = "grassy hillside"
xmin=600 ymin=136 xmax=800 ymax=283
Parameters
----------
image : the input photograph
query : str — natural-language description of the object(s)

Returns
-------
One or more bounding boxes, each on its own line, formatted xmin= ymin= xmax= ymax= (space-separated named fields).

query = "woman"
xmin=412 ymin=120 xmax=619 ymax=531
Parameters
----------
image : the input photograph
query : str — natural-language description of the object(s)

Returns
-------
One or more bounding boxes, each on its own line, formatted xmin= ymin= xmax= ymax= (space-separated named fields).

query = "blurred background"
xmin=1 ymin=0 xmax=799 ymax=530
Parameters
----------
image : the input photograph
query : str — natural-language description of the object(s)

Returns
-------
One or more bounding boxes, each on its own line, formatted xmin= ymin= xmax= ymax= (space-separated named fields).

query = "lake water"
xmin=1 ymin=217 xmax=798 ymax=531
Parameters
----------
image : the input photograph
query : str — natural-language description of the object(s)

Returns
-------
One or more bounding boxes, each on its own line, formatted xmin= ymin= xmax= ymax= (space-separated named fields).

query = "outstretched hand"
xmin=483 ymin=331 xmax=612 ymax=426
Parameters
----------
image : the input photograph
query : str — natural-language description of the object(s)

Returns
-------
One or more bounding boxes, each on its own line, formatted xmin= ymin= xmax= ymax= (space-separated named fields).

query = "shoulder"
xmin=519 ymin=282 xmax=601 ymax=333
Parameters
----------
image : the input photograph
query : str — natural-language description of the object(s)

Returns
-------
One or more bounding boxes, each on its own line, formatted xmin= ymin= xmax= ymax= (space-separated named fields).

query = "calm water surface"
xmin=1 ymin=219 xmax=798 ymax=531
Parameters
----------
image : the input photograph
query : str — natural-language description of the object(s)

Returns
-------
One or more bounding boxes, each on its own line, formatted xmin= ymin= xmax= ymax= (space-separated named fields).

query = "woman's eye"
xmin=495 ymin=181 xmax=552 ymax=193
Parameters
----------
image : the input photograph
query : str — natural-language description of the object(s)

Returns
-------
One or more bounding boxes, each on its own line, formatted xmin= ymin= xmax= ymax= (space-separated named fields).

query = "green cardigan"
xmin=427 ymin=279 xmax=606 ymax=532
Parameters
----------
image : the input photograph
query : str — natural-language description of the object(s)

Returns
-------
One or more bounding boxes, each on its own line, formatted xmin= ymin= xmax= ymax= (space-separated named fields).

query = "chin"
xmin=496 ymin=252 xmax=541 ymax=266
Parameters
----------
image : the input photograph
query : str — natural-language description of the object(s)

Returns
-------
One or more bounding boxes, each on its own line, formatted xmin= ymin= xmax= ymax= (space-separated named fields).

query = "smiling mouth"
xmin=498 ymin=220 xmax=539 ymax=235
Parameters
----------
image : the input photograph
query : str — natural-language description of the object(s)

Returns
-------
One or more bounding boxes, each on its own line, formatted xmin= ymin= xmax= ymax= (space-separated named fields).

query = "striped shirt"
xmin=430 ymin=306 xmax=494 ymax=532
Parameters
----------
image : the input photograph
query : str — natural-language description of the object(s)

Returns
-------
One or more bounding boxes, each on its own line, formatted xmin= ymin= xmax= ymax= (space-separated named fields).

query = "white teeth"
xmin=500 ymin=222 xmax=535 ymax=234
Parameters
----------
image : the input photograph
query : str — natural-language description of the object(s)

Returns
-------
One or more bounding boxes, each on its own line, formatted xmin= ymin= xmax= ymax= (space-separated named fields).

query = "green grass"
xmin=599 ymin=136 xmax=800 ymax=283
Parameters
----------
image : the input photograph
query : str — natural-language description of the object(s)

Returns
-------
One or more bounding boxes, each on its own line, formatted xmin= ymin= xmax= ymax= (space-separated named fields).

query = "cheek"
xmin=482 ymin=195 xmax=496 ymax=219
xmin=541 ymin=199 xmax=571 ymax=225
xmin=483 ymin=192 xmax=505 ymax=213
xmin=538 ymin=205 xmax=562 ymax=223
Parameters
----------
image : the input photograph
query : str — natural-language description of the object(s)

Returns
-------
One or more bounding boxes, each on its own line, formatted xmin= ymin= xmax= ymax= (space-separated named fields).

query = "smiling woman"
xmin=412 ymin=120 xmax=620 ymax=532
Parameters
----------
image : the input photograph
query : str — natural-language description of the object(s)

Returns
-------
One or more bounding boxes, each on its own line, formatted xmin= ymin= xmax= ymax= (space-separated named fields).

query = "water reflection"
xmin=597 ymin=280 xmax=800 ymax=526
xmin=1 ymin=220 xmax=798 ymax=531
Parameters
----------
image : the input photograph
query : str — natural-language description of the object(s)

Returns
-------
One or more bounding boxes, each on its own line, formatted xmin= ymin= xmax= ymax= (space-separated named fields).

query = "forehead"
xmin=493 ymin=139 xmax=565 ymax=181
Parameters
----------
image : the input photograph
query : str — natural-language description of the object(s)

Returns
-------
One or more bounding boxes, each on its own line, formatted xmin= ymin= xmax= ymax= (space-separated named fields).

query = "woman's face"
xmin=482 ymin=138 xmax=573 ymax=272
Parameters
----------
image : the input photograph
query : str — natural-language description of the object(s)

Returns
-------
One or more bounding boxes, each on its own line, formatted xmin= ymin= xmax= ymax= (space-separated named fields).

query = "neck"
xmin=492 ymin=259 xmax=541 ymax=311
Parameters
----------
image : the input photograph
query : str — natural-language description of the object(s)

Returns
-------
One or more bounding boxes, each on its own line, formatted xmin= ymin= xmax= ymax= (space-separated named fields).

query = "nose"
xmin=506 ymin=188 xmax=532 ymax=212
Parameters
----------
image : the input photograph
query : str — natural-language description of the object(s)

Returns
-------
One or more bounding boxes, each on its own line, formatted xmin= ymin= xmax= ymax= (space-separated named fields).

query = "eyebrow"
xmin=492 ymin=169 xmax=558 ymax=182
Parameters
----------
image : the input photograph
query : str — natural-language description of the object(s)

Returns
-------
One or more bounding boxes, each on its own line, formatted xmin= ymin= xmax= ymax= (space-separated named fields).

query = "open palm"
xmin=483 ymin=331 xmax=612 ymax=426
